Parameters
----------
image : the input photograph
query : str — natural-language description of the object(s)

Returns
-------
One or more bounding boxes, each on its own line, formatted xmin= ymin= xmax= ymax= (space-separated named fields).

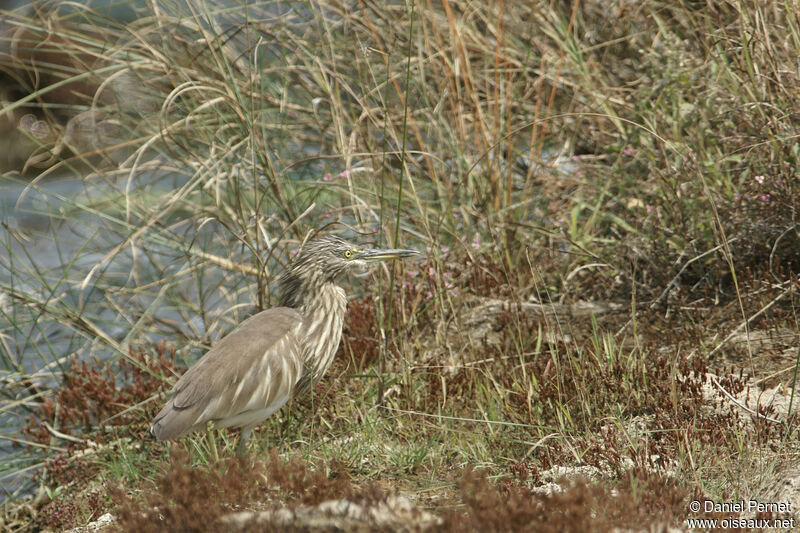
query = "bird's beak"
xmin=355 ymin=247 xmax=420 ymax=262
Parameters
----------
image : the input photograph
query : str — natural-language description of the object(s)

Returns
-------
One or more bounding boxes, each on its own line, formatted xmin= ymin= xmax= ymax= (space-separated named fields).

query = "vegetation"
xmin=1 ymin=0 xmax=799 ymax=531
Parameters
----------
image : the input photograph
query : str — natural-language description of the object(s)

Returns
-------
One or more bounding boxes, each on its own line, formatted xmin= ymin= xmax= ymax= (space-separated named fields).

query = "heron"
xmin=150 ymin=235 xmax=418 ymax=455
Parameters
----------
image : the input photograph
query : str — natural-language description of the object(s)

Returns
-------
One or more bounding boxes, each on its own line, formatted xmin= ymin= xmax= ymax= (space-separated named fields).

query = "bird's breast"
xmin=301 ymin=284 xmax=347 ymax=382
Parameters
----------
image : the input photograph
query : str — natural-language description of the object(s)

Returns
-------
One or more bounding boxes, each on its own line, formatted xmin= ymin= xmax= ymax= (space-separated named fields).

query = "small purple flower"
xmin=323 ymin=173 xmax=332 ymax=182
xmin=776 ymin=179 xmax=785 ymax=185
xmin=759 ymin=193 xmax=771 ymax=202
xmin=785 ymin=162 xmax=792 ymax=168
xmin=441 ymin=246 xmax=449 ymax=253
xmin=338 ymin=169 xmax=351 ymax=179
xmin=734 ymin=193 xmax=740 ymax=200
xmin=623 ymin=147 xmax=634 ymax=156
xmin=645 ymin=204 xmax=654 ymax=213
xmin=754 ymin=175 xmax=765 ymax=184
xmin=426 ymin=290 xmax=433 ymax=298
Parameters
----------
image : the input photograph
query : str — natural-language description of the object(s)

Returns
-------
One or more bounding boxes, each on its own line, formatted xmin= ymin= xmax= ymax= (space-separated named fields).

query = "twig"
xmin=707 ymin=283 xmax=790 ymax=359
xmin=709 ymin=374 xmax=783 ymax=425
xmin=44 ymin=422 xmax=88 ymax=444
xmin=650 ymin=239 xmax=737 ymax=310
xmin=0 ymin=433 xmax=68 ymax=453
xmin=193 ymin=249 xmax=259 ymax=276
xmin=753 ymin=363 xmax=798 ymax=386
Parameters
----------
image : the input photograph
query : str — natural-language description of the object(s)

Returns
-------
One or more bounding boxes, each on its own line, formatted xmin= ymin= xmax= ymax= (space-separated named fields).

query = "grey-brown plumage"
xmin=150 ymin=235 xmax=418 ymax=453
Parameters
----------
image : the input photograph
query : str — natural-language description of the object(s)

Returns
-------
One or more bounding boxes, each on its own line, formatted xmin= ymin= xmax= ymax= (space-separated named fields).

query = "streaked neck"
xmin=298 ymin=281 xmax=347 ymax=381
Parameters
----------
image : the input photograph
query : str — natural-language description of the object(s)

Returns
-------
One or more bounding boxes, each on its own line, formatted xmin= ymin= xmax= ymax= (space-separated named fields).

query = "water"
xmin=0 ymin=167 xmax=260 ymax=495
xmin=0 ymin=0 xmax=347 ymax=497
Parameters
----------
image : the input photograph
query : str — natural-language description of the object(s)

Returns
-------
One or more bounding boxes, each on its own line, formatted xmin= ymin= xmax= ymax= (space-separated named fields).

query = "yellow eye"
xmin=344 ymin=250 xmax=353 ymax=258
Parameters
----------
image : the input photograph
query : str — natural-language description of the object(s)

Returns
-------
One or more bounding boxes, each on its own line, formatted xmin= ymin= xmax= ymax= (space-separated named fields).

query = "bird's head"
xmin=279 ymin=235 xmax=418 ymax=306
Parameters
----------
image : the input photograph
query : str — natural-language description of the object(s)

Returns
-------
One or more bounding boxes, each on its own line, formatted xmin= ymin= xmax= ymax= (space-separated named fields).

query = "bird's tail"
xmin=150 ymin=400 xmax=201 ymax=441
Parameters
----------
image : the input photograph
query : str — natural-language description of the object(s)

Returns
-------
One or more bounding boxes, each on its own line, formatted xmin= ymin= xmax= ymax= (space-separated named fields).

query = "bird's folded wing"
xmin=151 ymin=307 xmax=304 ymax=439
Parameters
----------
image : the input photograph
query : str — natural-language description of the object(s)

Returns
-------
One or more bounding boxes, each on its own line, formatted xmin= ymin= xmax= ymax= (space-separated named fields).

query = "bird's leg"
xmin=205 ymin=421 xmax=219 ymax=463
xmin=236 ymin=427 xmax=252 ymax=456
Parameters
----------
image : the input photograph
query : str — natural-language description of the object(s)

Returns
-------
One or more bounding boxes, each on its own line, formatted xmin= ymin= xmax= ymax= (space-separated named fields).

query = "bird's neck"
xmin=279 ymin=269 xmax=329 ymax=311
xmin=279 ymin=273 xmax=347 ymax=381
xmin=294 ymin=280 xmax=347 ymax=322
